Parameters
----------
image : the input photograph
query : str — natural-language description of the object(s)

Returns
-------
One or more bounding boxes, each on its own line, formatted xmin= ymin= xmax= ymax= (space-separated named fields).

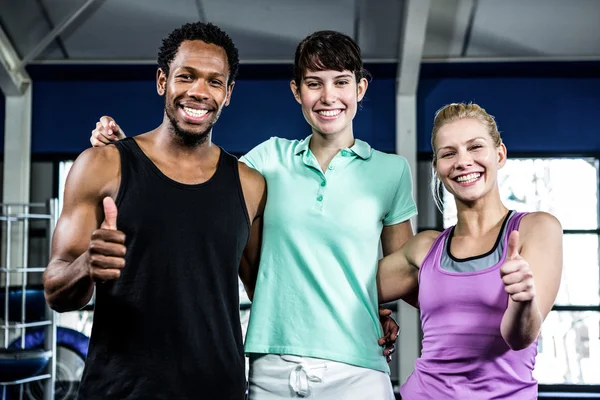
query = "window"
xmin=443 ymin=158 xmax=600 ymax=386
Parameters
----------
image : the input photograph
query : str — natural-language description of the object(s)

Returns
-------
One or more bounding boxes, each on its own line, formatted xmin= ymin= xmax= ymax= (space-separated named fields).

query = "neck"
xmin=309 ymin=128 xmax=355 ymax=168
xmin=154 ymin=116 xmax=216 ymax=159
xmin=454 ymin=188 xmax=508 ymax=237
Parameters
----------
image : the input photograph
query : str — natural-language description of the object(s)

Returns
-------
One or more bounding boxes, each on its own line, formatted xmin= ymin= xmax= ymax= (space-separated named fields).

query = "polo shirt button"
xmin=317 ymin=195 xmax=323 ymax=202
xmin=320 ymin=180 xmax=326 ymax=187
xmin=341 ymin=150 xmax=349 ymax=157
xmin=328 ymin=165 xmax=334 ymax=170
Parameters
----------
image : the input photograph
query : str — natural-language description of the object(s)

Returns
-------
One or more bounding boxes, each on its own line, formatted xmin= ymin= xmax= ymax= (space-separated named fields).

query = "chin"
xmin=315 ymin=125 xmax=345 ymax=136
xmin=171 ymin=124 xmax=211 ymax=147
xmin=456 ymin=196 xmax=480 ymax=205
xmin=457 ymin=187 xmax=494 ymax=204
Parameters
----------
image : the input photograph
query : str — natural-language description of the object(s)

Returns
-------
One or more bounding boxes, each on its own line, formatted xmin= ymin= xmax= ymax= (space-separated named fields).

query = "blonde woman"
xmin=378 ymin=103 xmax=563 ymax=399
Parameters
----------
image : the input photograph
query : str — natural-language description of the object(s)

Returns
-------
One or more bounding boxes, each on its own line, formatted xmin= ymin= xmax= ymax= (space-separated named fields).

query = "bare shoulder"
xmin=76 ymin=144 xmax=120 ymax=179
xmin=77 ymin=143 xmax=120 ymax=165
xmin=519 ymin=211 xmax=562 ymax=238
xmin=521 ymin=211 xmax=561 ymax=228
xmin=518 ymin=211 xmax=563 ymax=254
xmin=238 ymin=161 xmax=265 ymax=189
xmin=68 ymin=145 xmax=121 ymax=199
xmin=407 ymin=230 xmax=441 ymax=268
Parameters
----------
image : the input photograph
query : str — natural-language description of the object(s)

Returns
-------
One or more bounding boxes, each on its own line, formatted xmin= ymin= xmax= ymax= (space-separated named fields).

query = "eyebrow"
xmin=437 ymin=137 xmax=487 ymax=151
xmin=176 ymin=66 xmax=227 ymax=79
xmin=303 ymin=74 xmax=354 ymax=80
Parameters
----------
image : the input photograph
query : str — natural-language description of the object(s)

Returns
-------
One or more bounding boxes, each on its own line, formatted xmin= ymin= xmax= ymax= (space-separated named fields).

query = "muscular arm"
xmin=237 ymin=163 xmax=267 ymax=301
xmin=500 ymin=212 xmax=563 ymax=350
xmin=377 ymin=231 xmax=438 ymax=304
xmin=380 ymin=220 xmax=414 ymax=256
xmin=380 ymin=220 xmax=417 ymax=306
xmin=43 ymin=146 xmax=120 ymax=312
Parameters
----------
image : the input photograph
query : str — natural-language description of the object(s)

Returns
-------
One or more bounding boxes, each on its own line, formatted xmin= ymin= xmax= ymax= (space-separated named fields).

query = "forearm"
xmin=500 ymin=298 xmax=542 ymax=350
xmin=43 ymin=256 xmax=94 ymax=312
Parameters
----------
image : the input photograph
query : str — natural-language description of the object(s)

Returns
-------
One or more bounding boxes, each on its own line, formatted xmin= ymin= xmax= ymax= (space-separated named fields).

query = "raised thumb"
xmin=507 ymin=230 xmax=520 ymax=260
xmin=100 ymin=196 xmax=118 ymax=230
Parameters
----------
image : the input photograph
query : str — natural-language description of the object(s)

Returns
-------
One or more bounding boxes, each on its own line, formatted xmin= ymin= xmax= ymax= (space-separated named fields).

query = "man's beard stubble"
xmin=165 ymin=101 xmax=213 ymax=147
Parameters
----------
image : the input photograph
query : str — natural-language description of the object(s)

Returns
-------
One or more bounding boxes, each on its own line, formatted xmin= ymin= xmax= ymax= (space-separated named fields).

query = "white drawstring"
xmin=288 ymin=361 xmax=327 ymax=397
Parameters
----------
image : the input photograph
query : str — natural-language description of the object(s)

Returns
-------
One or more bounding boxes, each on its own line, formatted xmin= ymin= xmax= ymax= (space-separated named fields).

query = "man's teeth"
xmin=456 ymin=173 xmax=481 ymax=183
xmin=318 ymin=110 xmax=342 ymax=117
xmin=183 ymin=107 xmax=208 ymax=118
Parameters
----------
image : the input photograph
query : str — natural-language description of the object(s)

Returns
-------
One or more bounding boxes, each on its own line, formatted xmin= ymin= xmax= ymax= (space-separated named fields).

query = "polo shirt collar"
xmin=294 ymin=136 xmax=311 ymax=155
xmin=294 ymin=135 xmax=372 ymax=160
xmin=350 ymin=139 xmax=372 ymax=160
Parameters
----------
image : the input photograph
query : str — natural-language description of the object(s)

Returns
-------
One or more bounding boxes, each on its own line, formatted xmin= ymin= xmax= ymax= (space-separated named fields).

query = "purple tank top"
xmin=400 ymin=212 xmax=538 ymax=400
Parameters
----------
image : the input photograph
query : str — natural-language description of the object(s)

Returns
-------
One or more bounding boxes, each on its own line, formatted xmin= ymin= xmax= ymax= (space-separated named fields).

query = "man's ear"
xmin=224 ymin=81 xmax=235 ymax=107
xmin=157 ymin=68 xmax=167 ymax=96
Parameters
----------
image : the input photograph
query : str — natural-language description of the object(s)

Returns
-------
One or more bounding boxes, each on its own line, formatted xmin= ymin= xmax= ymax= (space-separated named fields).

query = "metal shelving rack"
xmin=0 ymin=199 xmax=59 ymax=400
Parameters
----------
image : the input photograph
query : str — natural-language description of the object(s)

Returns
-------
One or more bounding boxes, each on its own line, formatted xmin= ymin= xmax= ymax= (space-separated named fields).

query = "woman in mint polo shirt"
xmin=89 ymin=30 xmax=416 ymax=399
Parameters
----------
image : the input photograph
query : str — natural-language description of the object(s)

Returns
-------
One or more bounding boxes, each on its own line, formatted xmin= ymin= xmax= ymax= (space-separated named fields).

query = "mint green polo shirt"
xmin=240 ymin=135 xmax=417 ymax=374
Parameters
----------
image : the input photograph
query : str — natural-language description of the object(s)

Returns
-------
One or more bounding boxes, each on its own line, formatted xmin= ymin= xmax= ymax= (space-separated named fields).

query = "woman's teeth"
xmin=318 ymin=110 xmax=341 ymax=117
xmin=456 ymin=173 xmax=481 ymax=183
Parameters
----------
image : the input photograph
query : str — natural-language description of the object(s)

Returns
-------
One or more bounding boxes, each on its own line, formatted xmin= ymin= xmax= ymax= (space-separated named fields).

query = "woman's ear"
xmin=357 ymin=77 xmax=368 ymax=102
xmin=290 ymin=80 xmax=302 ymax=105
xmin=498 ymin=143 xmax=507 ymax=168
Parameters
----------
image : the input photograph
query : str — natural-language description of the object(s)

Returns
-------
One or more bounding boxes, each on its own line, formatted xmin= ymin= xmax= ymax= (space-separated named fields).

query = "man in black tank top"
xmin=43 ymin=22 xmax=266 ymax=400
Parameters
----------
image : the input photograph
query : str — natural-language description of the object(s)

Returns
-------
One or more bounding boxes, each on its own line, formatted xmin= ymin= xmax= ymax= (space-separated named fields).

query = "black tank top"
xmin=78 ymin=137 xmax=250 ymax=399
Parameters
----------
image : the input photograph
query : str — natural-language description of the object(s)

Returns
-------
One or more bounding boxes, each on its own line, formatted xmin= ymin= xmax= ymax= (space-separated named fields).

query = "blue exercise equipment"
xmin=7 ymin=327 xmax=89 ymax=400
xmin=0 ymin=348 xmax=52 ymax=383
xmin=0 ymin=287 xmax=47 ymax=322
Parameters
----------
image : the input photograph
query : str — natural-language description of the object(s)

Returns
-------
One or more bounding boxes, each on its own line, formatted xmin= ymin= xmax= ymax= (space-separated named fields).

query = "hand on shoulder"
xmin=90 ymin=116 xmax=126 ymax=147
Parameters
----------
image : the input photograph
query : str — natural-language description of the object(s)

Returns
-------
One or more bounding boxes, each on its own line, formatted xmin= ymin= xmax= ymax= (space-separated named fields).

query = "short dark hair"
xmin=293 ymin=30 xmax=369 ymax=86
xmin=157 ymin=22 xmax=239 ymax=83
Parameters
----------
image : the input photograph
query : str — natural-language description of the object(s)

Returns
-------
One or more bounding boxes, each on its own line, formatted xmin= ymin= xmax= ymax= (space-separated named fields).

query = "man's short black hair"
xmin=157 ymin=22 xmax=239 ymax=83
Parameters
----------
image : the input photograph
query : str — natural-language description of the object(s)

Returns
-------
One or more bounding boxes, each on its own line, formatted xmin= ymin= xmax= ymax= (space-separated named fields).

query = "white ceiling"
xmin=1 ymin=0 xmax=599 ymax=65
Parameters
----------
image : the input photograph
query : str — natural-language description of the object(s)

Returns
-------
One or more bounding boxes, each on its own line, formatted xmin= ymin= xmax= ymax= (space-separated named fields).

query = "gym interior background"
xmin=1 ymin=0 xmax=599 ymax=398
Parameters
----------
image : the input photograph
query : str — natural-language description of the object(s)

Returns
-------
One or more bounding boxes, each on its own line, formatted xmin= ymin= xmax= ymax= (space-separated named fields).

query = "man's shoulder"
xmin=237 ymin=161 xmax=265 ymax=187
xmin=76 ymin=144 xmax=121 ymax=168
xmin=65 ymin=145 xmax=121 ymax=201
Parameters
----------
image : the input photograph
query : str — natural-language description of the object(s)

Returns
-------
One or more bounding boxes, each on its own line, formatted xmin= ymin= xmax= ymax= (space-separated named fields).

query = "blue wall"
xmin=29 ymin=76 xmax=396 ymax=155
xmin=0 ymin=62 xmax=599 ymax=157
xmin=417 ymin=62 xmax=600 ymax=155
xmin=418 ymin=77 xmax=600 ymax=155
